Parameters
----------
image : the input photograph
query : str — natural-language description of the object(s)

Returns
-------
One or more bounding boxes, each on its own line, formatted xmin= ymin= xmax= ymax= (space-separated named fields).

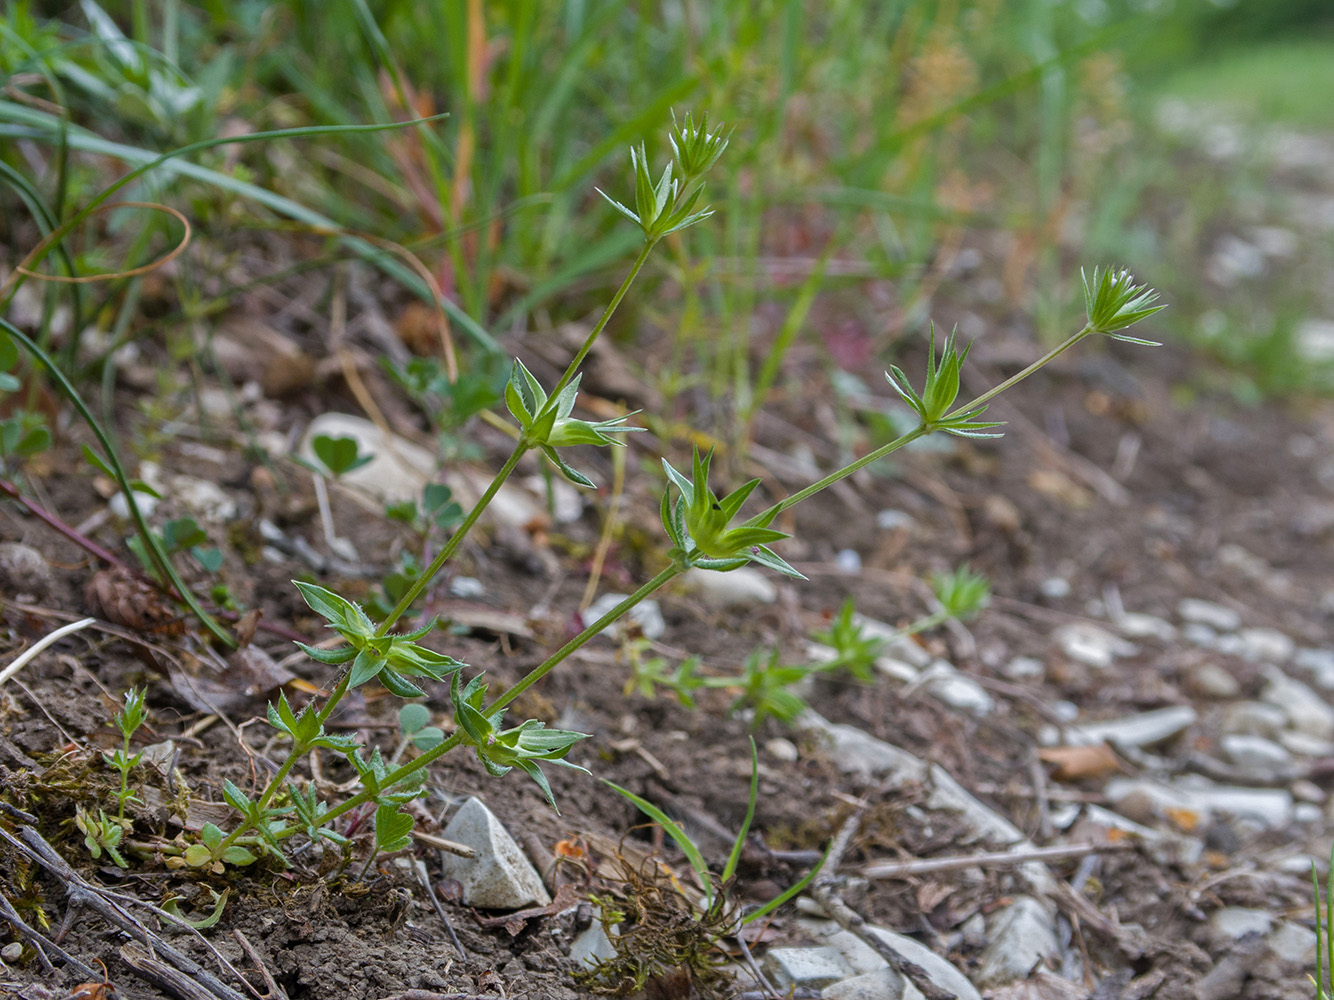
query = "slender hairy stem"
xmin=548 ymin=240 xmax=655 ymax=400
xmin=490 ymin=564 xmax=681 ymax=714
xmin=945 ymin=323 xmax=1094 ymax=419
xmin=374 ymin=443 xmax=528 ymax=636
xmin=317 ymin=564 xmax=682 ymax=828
xmin=743 ymin=427 xmax=928 ymax=527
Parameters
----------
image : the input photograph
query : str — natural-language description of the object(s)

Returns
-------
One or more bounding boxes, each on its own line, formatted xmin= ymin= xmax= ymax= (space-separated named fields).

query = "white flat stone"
xmin=975 ymin=896 xmax=1059 ymax=988
xmin=581 ymin=593 xmax=665 ymax=639
xmin=919 ymin=662 xmax=993 ymax=716
xmin=1116 ymin=613 xmax=1176 ymax=641
xmin=1220 ymin=734 xmax=1291 ymax=769
xmin=1220 ymin=701 xmax=1291 ymax=738
xmin=1188 ymin=662 xmax=1241 ymax=699
xmin=822 ymin=968 xmax=907 ymax=1000
xmin=865 ymin=927 xmax=981 ymax=1000
xmin=299 ymin=413 xmax=437 ymax=505
xmin=1053 ymin=623 xmax=1136 ymax=669
xmin=1178 ymin=598 xmax=1241 ymax=632
xmin=1236 ymin=628 xmax=1295 ymax=664
xmin=1056 ymin=706 xmax=1196 ymax=749
xmin=679 ymin=566 xmax=777 ymax=608
xmin=1209 ymin=907 xmax=1273 ymax=940
xmin=762 ymin=947 xmax=855 ymax=990
xmin=569 ymin=922 xmax=617 ymax=970
xmin=1003 ymin=656 xmax=1044 ymax=680
xmin=1268 ymin=921 xmax=1318 ymax=964
xmin=436 ymin=797 xmax=551 ymax=910
xmin=1262 ymin=668 xmax=1334 ymax=738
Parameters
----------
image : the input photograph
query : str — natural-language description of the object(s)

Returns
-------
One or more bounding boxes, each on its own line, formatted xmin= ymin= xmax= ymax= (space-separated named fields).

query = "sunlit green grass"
xmin=1154 ymin=37 xmax=1334 ymax=130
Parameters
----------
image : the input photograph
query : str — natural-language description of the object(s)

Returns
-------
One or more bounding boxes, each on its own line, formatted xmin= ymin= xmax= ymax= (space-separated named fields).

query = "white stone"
xmin=1178 ymin=598 xmax=1241 ymax=632
xmin=835 ymin=549 xmax=863 ymax=573
xmin=1056 ymin=706 xmax=1197 ymax=749
xmin=1039 ymin=577 xmax=1071 ymax=600
xmin=169 ymin=475 xmax=237 ymax=521
xmin=1189 ymin=663 xmax=1241 ymax=699
xmin=822 ymin=968 xmax=907 ymax=1000
xmin=1181 ymin=623 xmax=1219 ymax=649
xmin=1236 ymin=628 xmax=1295 ymax=664
xmin=449 ymin=577 xmax=485 ymax=599
xmin=1220 ymin=701 xmax=1289 ymax=738
xmin=975 ymin=896 xmax=1059 ymax=988
xmin=299 ymin=413 xmax=436 ymax=505
xmin=1295 ymin=649 xmax=1334 ymax=689
xmin=1209 ymin=907 xmax=1273 ymax=940
xmin=569 ymin=922 xmax=617 ymax=970
xmin=1116 ymin=613 xmax=1176 ymax=641
xmin=865 ymin=927 xmax=981 ymax=1000
xmin=875 ymin=658 xmax=920 ymax=684
xmin=1220 ymin=734 xmax=1291 ymax=770
xmin=765 ymin=737 xmax=799 ymax=763
xmin=519 ymin=475 xmax=583 ymax=523
xmin=1262 ymin=668 xmax=1334 ymax=738
xmin=1055 ymin=804 xmax=1203 ymax=867
xmin=1052 ymin=623 xmax=1135 ymax=669
xmin=1280 ymin=730 xmax=1334 ymax=757
xmin=875 ymin=510 xmax=916 ymax=532
xmin=853 ymin=619 xmax=932 ymax=668
xmin=1268 ymin=921 xmax=1318 ymax=964
xmin=1296 ymin=803 xmax=1323 ymax=824
xmin=1298 ymin=319 xmax=1334 ymax=363
xmin=802 ymin=712 xmax=1050 ymax=893
xmin=919 ymin=662 xmax=993 ymax=716
xmin=794 ymin=919 xmax=887 ymax=977
xmin=679 ymin=567 xmax=777 ymax=608
xmin=1003 ymin=656 xmax=1044 ymax=680
xmin=762 ymin=947 xmax=855 ymax=990
xmin=436 ymin=797 xmax=551 ymax=910
xmin=581 ymin=593 xmax=666 ymax=640
xmin=1192 ymin=787 xmax=1294 ymax=829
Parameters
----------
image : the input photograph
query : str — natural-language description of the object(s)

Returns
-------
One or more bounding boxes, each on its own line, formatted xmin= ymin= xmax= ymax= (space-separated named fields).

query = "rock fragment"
xmin=436 ymin=798 xmax=551 ymax=910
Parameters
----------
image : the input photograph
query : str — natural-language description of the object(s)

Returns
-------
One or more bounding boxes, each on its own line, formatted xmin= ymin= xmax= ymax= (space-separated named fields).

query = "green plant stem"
xmin=213 ymin=753 xmax=304 ymax=856
xmin=548 ymin=239 xmax=655 ymax=400
xmin=945 ymin=323 xmax=1094 ymax=419
xmin=742 ymin=320 xmax=1098 ymax=530
xmin=0 ymin=319 xmax=234 ymax=648
xmin=744 ymin=426 xmax=929 ymax=527
xmin=316 ymin=564 xmax=681 ymax=829
xmin=374 ymin=444 xmax=528 ymax=636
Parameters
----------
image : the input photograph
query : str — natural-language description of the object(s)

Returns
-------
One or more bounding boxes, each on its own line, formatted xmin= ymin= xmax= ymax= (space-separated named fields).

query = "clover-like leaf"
xmin=310 ymin=434 xmax=374 ymax=477
xmin=373 ymin=804 xmax=415 ymax=853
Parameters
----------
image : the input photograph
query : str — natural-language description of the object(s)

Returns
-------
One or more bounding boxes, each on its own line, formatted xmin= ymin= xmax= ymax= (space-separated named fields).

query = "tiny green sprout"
xmin=886 ymin=323 xmax=1005 ymax=439
xmin=105 ymin=687 xmax=147 ymax=822
xmin=450 ymin=672 xmax=591 ymax=812
xmin=731 ymin=648 xmax=811 ymax=728
xmin=661 ymin=448 xmax=803 ymax=578
xmin=1081 ymin=266 xmax=1166 ymax=342
xmin=1313 ymin=841 xmax=1334 ymax=1000
xmin=811 ymin=599 xmax=886 ymax=682
xmin=932 ymin=565 xmax=991 ymax=621
xmin=286 ymin=782 xmax=349 ymax=848
xmin=75 ymin=806 xmax=128 ymax=869
xmin=505 ymin=359 xmax=641 ymax=488
xmin=668 ymin=109 xmax=731 ymax=181
xmin=309 ymin=434 xmax=374 ymax=478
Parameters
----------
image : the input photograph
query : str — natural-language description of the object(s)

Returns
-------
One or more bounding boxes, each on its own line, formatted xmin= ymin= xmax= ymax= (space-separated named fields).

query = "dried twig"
xmin=861 ymin=840 xmax=1133 ymax=881
xmin=810 ymin=803 xmax=957 ymax=1000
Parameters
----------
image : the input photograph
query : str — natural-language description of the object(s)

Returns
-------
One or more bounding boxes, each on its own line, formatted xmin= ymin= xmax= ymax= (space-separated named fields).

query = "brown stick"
xmin=810 ymin=805 xmax=957 ymax=1000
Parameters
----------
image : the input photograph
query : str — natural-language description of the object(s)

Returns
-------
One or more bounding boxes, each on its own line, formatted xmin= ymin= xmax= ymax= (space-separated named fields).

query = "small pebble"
xmin=835 ymin=549 xmax=862 ymax=573
xmin=875 ymin=510 xmax=915 ymax=531
xmin=765 ymin=737 xmax=799 ymax=763
xmin=1180 ymin=623 xmax=1219 ymax=648
xmin=1 ymin=942 xmax=21 ymax=962
xmin=449 ymin=576 xmax=485 ymax=599
xmin=1178 ymin=598 xmax=1241 ymax=632
xmin=1003 ymin=656 xmax=1044 ymax=680
xmin=1236 ymin=627 xmax=1295 ymax=664
xmin=1040 ymin=577 xmax=1071 ymax=600
xmin=1187 ymin=662 xmax=1241 ymax=699
xmin=1220 ymin=734 xmax=1291 ymax=770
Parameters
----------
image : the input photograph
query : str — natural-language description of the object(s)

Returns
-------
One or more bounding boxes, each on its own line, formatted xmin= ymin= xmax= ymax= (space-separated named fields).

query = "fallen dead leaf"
xmin=1038 ymin=743 xmax=1123 ymax=781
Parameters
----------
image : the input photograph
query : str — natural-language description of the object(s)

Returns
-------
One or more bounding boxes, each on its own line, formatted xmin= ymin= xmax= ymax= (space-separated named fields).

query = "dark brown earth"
xmin=3 ymin=119 xmax=1333 ymax=1000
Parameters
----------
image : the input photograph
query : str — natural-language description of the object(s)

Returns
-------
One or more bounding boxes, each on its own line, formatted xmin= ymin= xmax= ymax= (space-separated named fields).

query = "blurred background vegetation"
xmin=3 ymin=0 xmax=1333 ymax=444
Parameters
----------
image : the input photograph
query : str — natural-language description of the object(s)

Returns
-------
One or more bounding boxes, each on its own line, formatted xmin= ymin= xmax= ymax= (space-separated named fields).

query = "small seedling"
xmin=811 ymin=599 xmax=886 ymax=682
xmin=103 ymin=686 xmax=147 ymax=823
xmin=395 ymin=703 xmax=444 ymax=759
xmin=75 ymin=807 xmax=128 ymax=869
xmin=301 ymin=434 xmax=372 ymax=561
